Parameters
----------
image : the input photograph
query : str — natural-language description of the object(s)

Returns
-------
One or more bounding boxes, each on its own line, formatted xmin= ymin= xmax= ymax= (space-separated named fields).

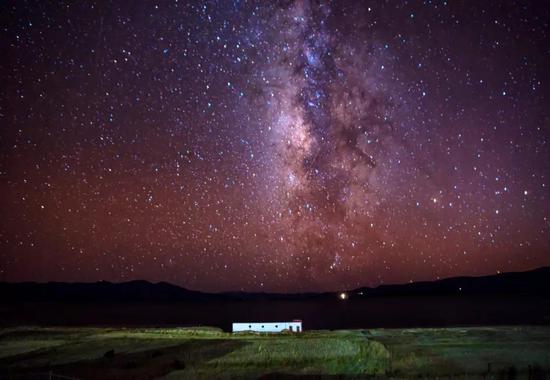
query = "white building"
xmin=232 ymin=320 xmax=302 ymax=333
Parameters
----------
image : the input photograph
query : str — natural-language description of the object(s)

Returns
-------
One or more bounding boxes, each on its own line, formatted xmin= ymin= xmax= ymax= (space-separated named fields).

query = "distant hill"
xmin=352 ymin=266 xmax=550 ymax=297
xmin=0 ymin=267 xmax=548 ymax=303
xmin=0 ymin=280 xmax=214 ymax=303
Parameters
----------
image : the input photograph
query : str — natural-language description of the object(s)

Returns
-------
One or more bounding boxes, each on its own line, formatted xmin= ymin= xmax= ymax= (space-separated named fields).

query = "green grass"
xmin=174 ymin=331 xmax=390 ymax=379
xmin=0 ymin=326 xmax=548 ymax=379
xmin=368 ymin=326 xmax=550 ymax=377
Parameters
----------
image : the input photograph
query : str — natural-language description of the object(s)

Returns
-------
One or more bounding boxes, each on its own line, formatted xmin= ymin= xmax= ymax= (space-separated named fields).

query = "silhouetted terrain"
xmin=353 ymin=266 xmax=550 ymax=296
xmin=1 ymin=267 xmax=549 ymax=330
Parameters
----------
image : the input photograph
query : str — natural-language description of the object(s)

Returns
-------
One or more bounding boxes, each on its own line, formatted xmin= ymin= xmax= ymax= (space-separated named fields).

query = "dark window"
xmin=248 ymin=325 xmax=251 ymax=328
xmin=275 ymin=325 xmax=278 ymax=328
xmin=261 ymin=325 xmax=264 ymax=328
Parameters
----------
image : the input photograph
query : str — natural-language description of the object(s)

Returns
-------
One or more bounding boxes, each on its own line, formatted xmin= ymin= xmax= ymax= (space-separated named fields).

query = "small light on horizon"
xmin=339 ymin=292 xmax=348 ymax=300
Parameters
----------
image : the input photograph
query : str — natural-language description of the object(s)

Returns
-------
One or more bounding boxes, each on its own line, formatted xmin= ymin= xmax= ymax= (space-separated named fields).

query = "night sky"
xmin=1 ymin=1 xmax=549 ymax=292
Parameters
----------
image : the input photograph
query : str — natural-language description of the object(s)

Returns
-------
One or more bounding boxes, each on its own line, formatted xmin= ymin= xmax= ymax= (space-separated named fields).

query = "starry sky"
xmin=1 ymin=0 xmax=549 ymax=292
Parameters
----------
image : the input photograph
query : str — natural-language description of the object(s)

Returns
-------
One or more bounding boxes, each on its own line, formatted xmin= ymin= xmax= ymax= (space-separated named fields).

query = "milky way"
xmin=1 ymin=1 xmax=549 ymax=291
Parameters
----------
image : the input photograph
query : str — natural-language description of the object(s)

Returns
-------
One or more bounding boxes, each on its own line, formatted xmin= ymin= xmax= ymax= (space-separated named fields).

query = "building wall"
xmin=232 ymin=322 xmax=302 ymax=333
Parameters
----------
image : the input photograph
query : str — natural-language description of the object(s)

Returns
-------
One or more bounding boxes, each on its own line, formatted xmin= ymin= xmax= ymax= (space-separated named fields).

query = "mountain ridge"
xmin=1 ymin=266 xmax=548 ymax=303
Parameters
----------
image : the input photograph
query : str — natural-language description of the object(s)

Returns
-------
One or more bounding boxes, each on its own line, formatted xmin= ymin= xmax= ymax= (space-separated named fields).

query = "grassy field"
xmin=0 ymin=326 xmax=548 ymax=379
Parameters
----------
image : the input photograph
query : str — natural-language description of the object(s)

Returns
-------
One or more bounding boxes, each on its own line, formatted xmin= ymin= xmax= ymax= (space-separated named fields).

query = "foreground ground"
xmin=0 ymin=326 xmax=548 ymax=379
